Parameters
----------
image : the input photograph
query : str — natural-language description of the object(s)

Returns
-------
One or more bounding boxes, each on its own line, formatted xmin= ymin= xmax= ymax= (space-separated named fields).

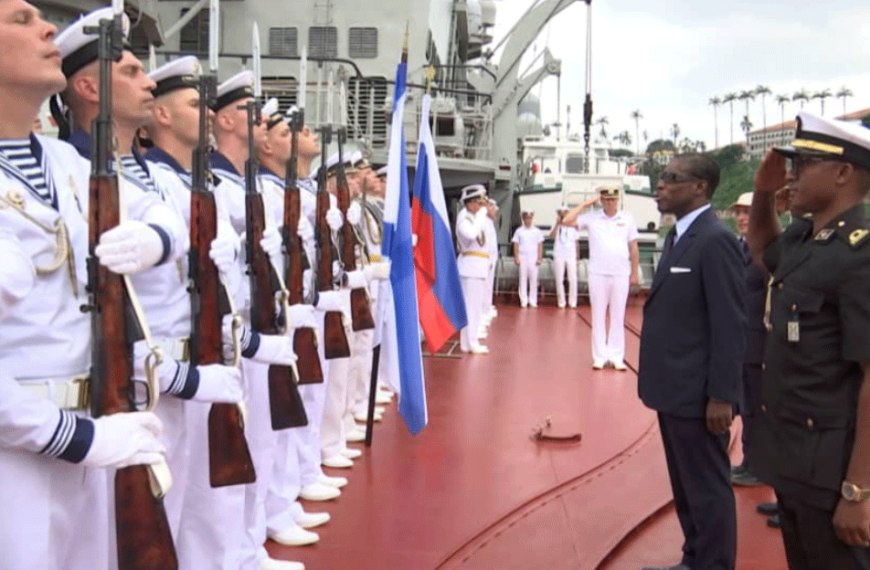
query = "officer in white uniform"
xmin=479 ymin=198 xmax=499 ymax=335
xmin=0 ymin=5 xmax=170 ymax=569
xmin=456 ymin=184 xmax=491 ymax=354
xmin=511 ymin=211 xmax=544 ymax=308
xmin=565 ymin=185 xmax=640 ymax=369
xmin=549 ymin=205 xmax=581 ymax=308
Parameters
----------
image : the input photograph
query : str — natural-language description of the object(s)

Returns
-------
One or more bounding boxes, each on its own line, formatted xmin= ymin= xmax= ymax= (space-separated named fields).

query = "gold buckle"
xmin=71 ymin=375 xmax=90 ymax=410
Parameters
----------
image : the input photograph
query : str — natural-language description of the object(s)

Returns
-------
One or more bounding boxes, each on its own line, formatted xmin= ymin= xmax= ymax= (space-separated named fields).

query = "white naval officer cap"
xmin=56 ymin=7 xmax=131 ymax=79
xmin=261 ymin=97 xmax=285 ymax=130
xmin=460 ymin=184 xmax=487 ymax=203
xmin=375 ymin=165 xmax=388 ymax=178
xmin=149 ymin=55 xmax=201 ymax=98
xmin=212 ymin=70 xmax=255 ymax=112
xmin=285 ymin=104 xmax=300 ymax=121
xmin=774 ymin=110 xmax=870 ymax=171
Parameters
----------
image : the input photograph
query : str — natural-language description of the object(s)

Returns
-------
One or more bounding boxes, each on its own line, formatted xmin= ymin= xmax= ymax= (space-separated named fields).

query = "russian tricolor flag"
xmin=374 ymin=52 xmax=427 ymax=435
xmin=412 ymin=94 xmax=468 ymax=353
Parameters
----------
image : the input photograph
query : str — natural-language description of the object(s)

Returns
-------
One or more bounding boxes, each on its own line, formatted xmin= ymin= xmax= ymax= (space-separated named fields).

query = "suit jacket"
xmin=638 ymin=208 xmax=747 ymax=418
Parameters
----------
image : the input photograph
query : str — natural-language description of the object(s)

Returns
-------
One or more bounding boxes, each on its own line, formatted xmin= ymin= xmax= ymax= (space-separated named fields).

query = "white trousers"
xmin=553 ymin=255 xmax=578 ymax=308
xmin=297 ymin=315 xmax=331 ymax=486
xmin=517 ymin=259 xmax=539 ymax=307
xmin=483 ymin=261 xmax=496 ymax=315
xmin=345 ymin=327 xmax=374 ymax=432
xmin=0 ymin=447 xmax=110 ymax=570
xmin=460 ymin=276 xmax=486 ymax=351
xmin=265 ymin=429 xmax=300 ymax=536
xmin=176 ymin=401 xmax=246 ymax=570
xmin=588 ymin=273 xmax=630 ymax=365
xmin=320 ymin=352 xmax=350 ymax=460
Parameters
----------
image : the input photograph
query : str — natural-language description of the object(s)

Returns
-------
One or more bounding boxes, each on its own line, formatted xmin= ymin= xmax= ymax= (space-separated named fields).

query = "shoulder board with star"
xmin=835 ymin=220 xmax=870 ymax=250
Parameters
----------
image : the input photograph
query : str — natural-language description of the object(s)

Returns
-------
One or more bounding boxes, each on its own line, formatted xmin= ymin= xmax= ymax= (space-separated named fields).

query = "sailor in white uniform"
xmin=511 ymin=211 xmax=544 ymax=308
xmin=255 ymin=99 xmax=332 ymax=548
xmin=0 ymin=5 xmax=169 ymax=569
xmin=456 ymin=184 xmax=492 ymax=354
xmin=564 ymin=185 xmax=639 ymax=370
xmin=549 ymin=205 xmax=581 ymax=309
xmin=479 ymin=198 xmax=499 ymax=336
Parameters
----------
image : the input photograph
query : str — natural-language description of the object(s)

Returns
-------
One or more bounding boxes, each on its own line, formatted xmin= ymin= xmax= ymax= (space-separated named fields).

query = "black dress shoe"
xmin=730 ymin=464 xmax=746 ymax=476
xmin=641 ymin=565 xmax=691 ymax=570
xmin=756 ymin=502 xmax=778 ymax=516
xmin=767 ymin=514 xmax=781 ymax=528
xmin=731 ymin=470 xmax=765 ymax=486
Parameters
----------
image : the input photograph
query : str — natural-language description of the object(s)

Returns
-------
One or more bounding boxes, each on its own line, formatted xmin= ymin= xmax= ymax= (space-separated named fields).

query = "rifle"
xmin=189 ymin=73 xmax=256 ymax=487
xmin=84 ymin=12 xmax=177 ymax=570
xmin=316 ymin=123 xmax=351 ymax=359
xmin=284 ymin=106 xmax=323 ymax=384
xmin=242 ymin=100 xmax=308 ymax=430
xmin=335 ymin=125 xmax=374 ymax=331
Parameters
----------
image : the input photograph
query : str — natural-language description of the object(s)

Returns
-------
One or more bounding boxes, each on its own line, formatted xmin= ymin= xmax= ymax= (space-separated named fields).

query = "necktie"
xmin=660 ymin=228 xmax=676 ymax=266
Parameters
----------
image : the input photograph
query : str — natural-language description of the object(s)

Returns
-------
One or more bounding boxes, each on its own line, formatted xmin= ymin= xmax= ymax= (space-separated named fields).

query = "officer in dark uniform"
xmin=748 ymin=110 xmax=870 ymax=570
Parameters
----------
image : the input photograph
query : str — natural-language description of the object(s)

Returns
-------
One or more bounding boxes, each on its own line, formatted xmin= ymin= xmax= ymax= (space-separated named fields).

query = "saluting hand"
xmin=705 ymin=398 xmax=733 ymax=435
xmin=833 ymin=499 xmax=870 ymax=547
xmin=754 ymin=150 xmax=787 ymax=194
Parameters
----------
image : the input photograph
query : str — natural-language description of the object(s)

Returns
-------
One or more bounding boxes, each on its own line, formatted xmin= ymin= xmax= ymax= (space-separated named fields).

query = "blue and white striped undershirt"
xmin=120 ymin=154 xmax=158 ymax=194
xmin=0 ymin=139 xmax=53 ymax=205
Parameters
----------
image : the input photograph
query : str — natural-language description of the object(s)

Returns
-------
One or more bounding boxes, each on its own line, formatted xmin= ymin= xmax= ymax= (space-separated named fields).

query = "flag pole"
xmin=365 ymin=26 xmax=410 ymax=447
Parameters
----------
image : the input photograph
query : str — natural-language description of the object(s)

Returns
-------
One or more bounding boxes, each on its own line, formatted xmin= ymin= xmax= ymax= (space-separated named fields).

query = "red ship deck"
xmin=267 ymin=301 xmax=788 ymax=570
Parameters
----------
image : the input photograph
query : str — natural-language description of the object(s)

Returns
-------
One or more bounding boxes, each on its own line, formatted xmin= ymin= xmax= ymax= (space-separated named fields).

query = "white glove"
xmin=347 ymin=201 xmax=362 ymax=226
xmin=326 ymin=207 xmax=343 ymax=231
xmin=192 ymin=364 xmax=243 ymax=403
xmin=298 ymin=219 xmax=314 ymax=243
xmin=288 ymin=303 xmax=317 ymax=329
xmin=81 ymin=412 xmax=165 ymax=469
xmin=249 ymin=333 xmax=298 ymax=366
xmin=260 ymin=225 xmax=283 ymax=263
xmin=209 ymin=233 xmax=237 ymax=276
xmin=95 ymin=220 xmax=165 ymax=274
xmin=474 ymin=208 xmax=489 ymax=222
xmin=316 ymin=290 xmax=345 ymax=312
xmin=364 ymin=260 xmax=392 ymax=282
xmin=345 ymin=269 xmax=367 ymax=289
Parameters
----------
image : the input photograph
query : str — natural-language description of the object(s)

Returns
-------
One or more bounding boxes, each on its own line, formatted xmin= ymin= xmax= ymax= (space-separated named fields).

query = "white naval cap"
xmin=213 ymin=70 xmax=255 ymax=111
xmin=375 ymin=165 xmax=388 ymax=178
xmin=56 ymin=7 xmax=130 ymax=78
xmin=149 ymin=55 xmax=201 ymax=98
xmin=285 ymin=104 xmax=300 ymax=121
xmin=261 ymin=97 xmax=286 ymax=130
xmin=774 ymin=110 xmax=870 ymax=171
xmin=460 ymin=184 xmax=487 ymax=203
xmin=321 ymin=151 xmax=354 ymax=177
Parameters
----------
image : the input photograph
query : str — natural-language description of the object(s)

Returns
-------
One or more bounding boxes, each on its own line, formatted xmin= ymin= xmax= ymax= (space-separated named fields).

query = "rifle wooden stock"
xmin=87 ymin=15 xmax=177 ymax=569
xmin=89 ymin=177 xmax=178 ymax=570
xmin=284 ymin=123 xmax=323 ymax=384
xmin=244 ymin=111 xmax=308 ymax=430
xmin=190 ymin=189 xmax=257 ymax=487
xmin=335 ymin=154 xmax=375 ymax=332
xmin=315 ymin=186 xmax=351 ymax=359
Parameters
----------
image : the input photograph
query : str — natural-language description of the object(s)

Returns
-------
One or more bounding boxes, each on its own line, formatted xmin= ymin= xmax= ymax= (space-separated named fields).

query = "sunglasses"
xmin=785 ymin=155 xmax=841 ymax=176
xmin=659 ymin=171 xmax=701 ymax=184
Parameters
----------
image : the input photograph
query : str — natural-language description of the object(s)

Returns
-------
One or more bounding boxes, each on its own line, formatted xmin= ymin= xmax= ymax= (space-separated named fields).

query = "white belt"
xmin=19 ymin=376 xmax=89 ymax=411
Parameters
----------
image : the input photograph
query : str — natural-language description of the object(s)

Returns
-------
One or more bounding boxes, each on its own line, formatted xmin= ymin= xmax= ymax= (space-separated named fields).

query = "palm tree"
xmin=614 ymin=130 xmax=632 ymax=149
xmin=630 ymin=109 xmax=643 ymax=155
xmin=792 ymin=89 xmax=810 ymax=109
xmin=755 ymin=85 xmax=771 ymax=144
xmin=812 ymin=89 xmax=832 ymax=115
xmin=696 ymin=140 xmax=707 ymax=153
xmin=679 ymin=137 xmax=695 ymax=154
xmin=836 ymin=86 xmax=853 ymax=116
xmin=740 ymin=115 xmax=753 ymax=149
xmin=722 ymin=92 xmax=737 ymax=145
xmin=738 ymin=89 xmax=756 ymax=130
xmin=776 ymin=94 xmax=790 ymax=127
xmin=708 ymin=96 xmax=721 ymax=149
xmin=670 ymin=123 xmax=681 ymax=146
xmin=595 ymin=116 xmax=609 ymax=143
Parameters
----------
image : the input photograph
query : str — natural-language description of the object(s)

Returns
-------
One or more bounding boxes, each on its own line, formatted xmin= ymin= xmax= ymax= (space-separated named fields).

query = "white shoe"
xmin=375 ymin=391 xmax=392 ymax=405
xmin=340 ymin=447 xmax=362 ymax=459
xmin=470 ymin=345 xmax=489 ymax=354
xmin=354 ymin=410 xmax=383 ymax=423
xmin=295 ymin=510 xmax=330 ymax=529
xmin=613 ymin=361 xmax=628 ymax=371
xmin=322 ymin=454 xmax=354 ymax=469
xmin=592 ymin=361 xmax=605 ymax=370
xmin=318 ymin=473 xmax=348 ymax=488
xmin=268 ymin=525 xmax=319 ymax=546
xmin=300 ymin=482 xmax=341 ymax=501
xmin=346 ymin=427 xmax=366 ymax=442
xmin=558 ymin=304 xmax=566 ymax=308
xmin=568 ymin=304 xmax=577 ymax=308
xmin=478 ymin=330 xmax=488 ymax=340
xmin=530 ymin=304 xmax=538 ymax=308
xmin=260 ymin=557 xmax=304 ymax=570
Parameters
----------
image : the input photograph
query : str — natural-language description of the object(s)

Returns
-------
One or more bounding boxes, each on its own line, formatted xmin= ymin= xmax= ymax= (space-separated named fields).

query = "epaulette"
xmin=836 ymin=219 xmax=870 ymax=250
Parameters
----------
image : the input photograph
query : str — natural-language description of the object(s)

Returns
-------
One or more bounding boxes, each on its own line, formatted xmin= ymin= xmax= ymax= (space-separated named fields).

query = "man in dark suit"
xmin=638 ymin=154 xmax=747 ymax=570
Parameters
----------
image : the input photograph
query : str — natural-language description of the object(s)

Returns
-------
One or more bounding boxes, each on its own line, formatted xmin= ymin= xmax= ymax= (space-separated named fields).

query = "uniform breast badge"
xmin=6 ymin=188 xmax=25 ymax=210
xmin=787 ymin=303 xmax=800 ymax=343
xmin=814 ymin=228 xmax=834 ymax=242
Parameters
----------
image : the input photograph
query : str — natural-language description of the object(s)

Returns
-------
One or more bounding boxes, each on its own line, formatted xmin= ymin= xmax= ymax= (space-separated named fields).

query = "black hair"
xmin=676 ymin=153 xmax=720 ymax=198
